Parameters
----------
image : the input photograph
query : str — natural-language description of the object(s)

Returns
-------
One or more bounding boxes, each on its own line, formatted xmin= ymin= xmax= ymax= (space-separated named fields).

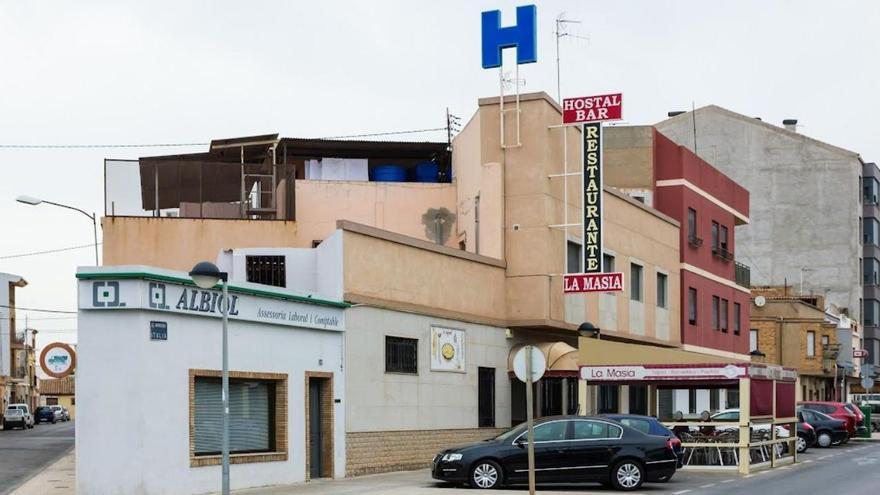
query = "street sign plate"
xmin=150 ymin=321 xmax=168 ymax=341
xmin=564 ymin=272 xmax=624 ymax=293
xmin=862 ymin=375 xmax=875 ymax=391
xmin=513 ymin=346 xmax=546 ymax=383
xmin=854 ymin=349 xmax=868 ymax=358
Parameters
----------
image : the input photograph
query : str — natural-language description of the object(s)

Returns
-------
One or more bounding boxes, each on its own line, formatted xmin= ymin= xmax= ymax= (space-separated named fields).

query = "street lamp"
xmin=189 ymin=261 xmax=230 ymax=495
xmin=578 ymin=322 xmax=601 ymax=340
xmin=16 ymin=195 xmax=99 ymax=266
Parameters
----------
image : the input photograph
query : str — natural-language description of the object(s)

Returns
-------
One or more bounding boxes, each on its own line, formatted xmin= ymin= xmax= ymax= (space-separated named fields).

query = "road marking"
xmin=700 ymin=484 xmax=716 ymax=488
xmin=721 ymin=479 xmax=735 ymax=483
xmin=804 ymin=459 xmax=814 ymax=463
xmin=673 ymin=490 xmax=692 ymax=495
xmin=818 ymin=455 xmax=831 ymax=459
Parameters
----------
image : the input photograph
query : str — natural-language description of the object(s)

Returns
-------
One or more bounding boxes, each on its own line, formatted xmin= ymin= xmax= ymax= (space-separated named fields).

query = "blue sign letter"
xmin=481 ymin=4 xmax=537 ymax=69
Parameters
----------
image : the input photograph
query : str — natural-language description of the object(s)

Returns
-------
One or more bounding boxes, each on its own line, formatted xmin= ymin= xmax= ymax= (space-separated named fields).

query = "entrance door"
xmin=478 ymin=367 xmax=495 ymax=427
xmin=309 ymin=379 xmax=323 ymax=479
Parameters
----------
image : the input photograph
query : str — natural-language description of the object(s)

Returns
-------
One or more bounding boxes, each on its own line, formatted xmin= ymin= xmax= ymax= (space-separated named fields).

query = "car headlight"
xmin=442 ymin=453 xmax=463 ymax=462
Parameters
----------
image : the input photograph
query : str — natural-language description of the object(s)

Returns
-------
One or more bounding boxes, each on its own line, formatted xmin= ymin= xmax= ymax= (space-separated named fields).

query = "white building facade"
xmin=76 ymin=266 xmax=347 ymax=495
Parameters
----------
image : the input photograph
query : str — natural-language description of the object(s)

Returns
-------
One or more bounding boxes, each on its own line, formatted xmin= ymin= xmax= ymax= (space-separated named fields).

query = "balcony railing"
xmin=688 ymin=235 xmax=703 ymax=248
xmin=712 ymin=246 xmax=735 ymax=262
xmin=735 ymin=261 xmax=751 ymax=288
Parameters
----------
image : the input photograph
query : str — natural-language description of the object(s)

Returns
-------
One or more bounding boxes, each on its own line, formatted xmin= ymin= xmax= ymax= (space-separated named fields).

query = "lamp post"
xmin=189 ymin=261 xmax=230 ymax=495
xmin=578 ymin=321 xmax=601 ymax=340
xmin=16 ymin=195 xmax=99 ymax=266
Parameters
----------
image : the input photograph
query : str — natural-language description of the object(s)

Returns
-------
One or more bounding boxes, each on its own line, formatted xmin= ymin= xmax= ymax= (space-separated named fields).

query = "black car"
xmin=601 ymin=414 xmax=683 ymax=469
xmin=432 ymin=415 xmax=677 ymax=491
xmin=34 ymin=406 xmax=56 ymax=424
xmin=794 ymin=417 xmax=817 ymax=453
xmin=797 ymin=408 xmax=848 ymax=447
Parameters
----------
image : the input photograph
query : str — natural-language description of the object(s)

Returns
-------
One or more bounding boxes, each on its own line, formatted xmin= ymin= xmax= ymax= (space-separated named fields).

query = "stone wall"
xmin=346 ymin=428 xmax=504 ymax=477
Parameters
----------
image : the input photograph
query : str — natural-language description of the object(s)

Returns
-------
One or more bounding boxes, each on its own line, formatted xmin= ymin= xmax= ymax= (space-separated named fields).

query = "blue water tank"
xmin=370 ymin=164 xmax=407 ymax=182
xmin=414 ymin=161 xmax=439 ymax=183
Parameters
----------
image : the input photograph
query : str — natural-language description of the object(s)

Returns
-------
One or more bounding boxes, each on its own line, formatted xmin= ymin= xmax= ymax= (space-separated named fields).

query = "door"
xmin=505 ymin=420 xmax=571 ymax=483
xmin=308 ymin=379 xmax=323 ymax=479
xmin=565 ymin=419 xmax=622 ymax=481
xmin=478 ymin=368 xmax=495 ymax=427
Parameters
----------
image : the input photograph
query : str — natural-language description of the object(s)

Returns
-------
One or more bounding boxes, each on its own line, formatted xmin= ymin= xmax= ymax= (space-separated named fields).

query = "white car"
xmin=709 ymin=409 xmax=790 ymax=438
xmin=5 ymin=404 xmax=35 ymax=429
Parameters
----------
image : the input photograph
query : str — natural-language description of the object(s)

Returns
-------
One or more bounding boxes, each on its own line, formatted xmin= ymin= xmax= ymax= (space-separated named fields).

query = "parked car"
xmin=431 ymin=416 xmax=678 ymax=491
xmin=843 ymin=403 xmax=868 ymax=437
xmin=3 ymin=408 xmax=31 ymax=430
xmin=782 ymin=415 xmax=816 ymax=453
xmin=49 ymin=406 xmax=68 ymax=422
xmin=798 ymin=402 xmax=857 ymax=439
xmin=797 ymin=408 xmax=848 ymax=447
xmin=601 ymin=414 xmax=683 ymax=469
xmin=5 ymin=404 xmax=34 ymax=429
xmin=34 ymin=406 xmax=58 ymax=424
xmin=61 ymin=407 xmax=71 ymax=421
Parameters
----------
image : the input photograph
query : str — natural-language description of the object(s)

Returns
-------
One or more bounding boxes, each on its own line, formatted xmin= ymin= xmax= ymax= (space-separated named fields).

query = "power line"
xmin=0 ymin=304 xmax=77 ymax=314
xmin=318 ymin=127 xmax=447 ymax=140
xmin=0 ymin=142 xmax=207 ymax=149
xmin=0 ymin=243 xmax=102 ymax=260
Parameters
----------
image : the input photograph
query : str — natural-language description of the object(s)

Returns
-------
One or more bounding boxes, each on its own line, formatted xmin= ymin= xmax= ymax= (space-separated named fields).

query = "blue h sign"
xmin=481 ymin=5 xmax=538 ymax=69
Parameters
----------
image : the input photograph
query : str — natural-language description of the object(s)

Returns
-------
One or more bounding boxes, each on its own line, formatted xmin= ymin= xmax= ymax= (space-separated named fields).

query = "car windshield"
xmin=36 ymin=406 xmax=51 ymax=412
xmin=843 ymin=404 xmax=858 ymax=414
xmin=5 ymin=408 xmax=22 ymax=415
xmin=491 ymin=423 xmax=526 ymax=442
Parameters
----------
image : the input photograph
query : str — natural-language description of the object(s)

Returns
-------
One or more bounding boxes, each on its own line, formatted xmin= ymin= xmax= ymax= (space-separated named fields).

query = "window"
xmin=720 ymin=226 xmax=729 ymax=251
xmin=478 ymin=367 xmax=495 ymax=427
xmin=710 ymin=389 xmax=720 ymax=412
xmin=687 ymin=208 xmax=697 ymax=240
xmin=630 ymin=263 xmax=643 ymax=302
xmin=531 ymin=421 xmax=568 ymax=442
xmin=727 ymin=389 xmax=740 ymax=408
xmin=245 ymin=255 xmax=286 ymax=288
xmin=688 ymin=389 xmax=697 ymax=414
xmin=720 ymin=299 xmax=729 ymax=332
xmin=656 ymin=273 xmax=668 ymax=308
xmin=193 ymin=374 xmax=283 ymax=457
xmin=385 ymin=336 xmax=418 ymax=374
xmin=750 ymin=329 xmax=758 ymax=352
xmin=865 ymin=177 xmax=879 ymax=204
xmin=866 ymin=299 xmax=880 ymax=326
xmin=733 ymin=303 xmax=741 ymax=334
xmin=807 ymin=331 xmax=816 ymax=357
xmin=597 ymin=385 xmax=619 ymax=414
xmin=688 ymin=288 xmax=698 ymax=325
xmin=865 ymin=258 xmax=880 ymax=286
xmin=712 ymin=296 xmax=720 ymax=330
xmin=46 ymin=397 xmax=59 ymax=406
xmin=602 ymin=253 xmax=615 ymax=273
xmin=571 ymin=420 xmax=622 ymax=440
xmin=865 ymin=218 xmax=880 ymax=245
xmin=821 ymin=335 xmax=829 ymax=350
xmin=711 ymin=221 xmax=720 ymax=250
xmin=566 ymin=241 xmax=582 ymax=274
xmin=629 ymin=385 xmax=648 ymax=415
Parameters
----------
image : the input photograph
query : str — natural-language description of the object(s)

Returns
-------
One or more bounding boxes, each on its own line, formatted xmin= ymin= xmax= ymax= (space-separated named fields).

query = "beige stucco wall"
xmin=103 ymin=179 xmax=457 ymax=271
xmin=604 ymin=126 xmax=654 ymax=191
xmin=341 ymin=230 xmax=507 ymax=324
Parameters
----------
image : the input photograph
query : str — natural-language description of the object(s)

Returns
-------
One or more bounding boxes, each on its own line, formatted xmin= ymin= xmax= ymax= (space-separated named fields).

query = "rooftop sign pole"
xmin=482 ymin=5 xmax=537 ymax=149
xmin=561 ymin=93 xmax=625 ymax=294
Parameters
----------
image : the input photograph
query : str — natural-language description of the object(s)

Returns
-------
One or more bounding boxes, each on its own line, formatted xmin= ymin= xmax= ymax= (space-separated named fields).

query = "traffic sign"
xmin=513 ymin=346 xmax=546 ymax=383
xmin=862 ymin=375 xmax=875 ymax=391
xmin=854 ymin=349 xmax=869 ymax=359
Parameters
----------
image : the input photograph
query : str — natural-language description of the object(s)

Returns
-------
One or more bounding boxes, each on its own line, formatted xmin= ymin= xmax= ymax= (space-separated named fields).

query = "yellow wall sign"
xmin=582 ymin=122 xmax=603 ymax=273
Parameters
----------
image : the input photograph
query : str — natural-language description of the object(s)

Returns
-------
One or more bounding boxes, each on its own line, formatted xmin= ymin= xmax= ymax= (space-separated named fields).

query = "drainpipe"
xmin=475 ymin=194 xmax=481 ymax=255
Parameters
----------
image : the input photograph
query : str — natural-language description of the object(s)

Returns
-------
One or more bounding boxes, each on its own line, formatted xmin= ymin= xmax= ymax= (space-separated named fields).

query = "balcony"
xmin=735 ymin=261 xmax=751 ymax=288
xmin=687 ymin=235 xmax=703 ymax=248
xmin=105 ymin=135 xmax=451 ymax=221
xmin=712 ymin=246 xmax=735 ymax=262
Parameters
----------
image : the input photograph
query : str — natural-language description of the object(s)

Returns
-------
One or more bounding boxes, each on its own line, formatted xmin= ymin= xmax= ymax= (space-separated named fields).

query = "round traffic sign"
xmin=513 ymin=346 xmax=546 ymax=383
xmin=40 ymin=342 xmax=76 ymax=378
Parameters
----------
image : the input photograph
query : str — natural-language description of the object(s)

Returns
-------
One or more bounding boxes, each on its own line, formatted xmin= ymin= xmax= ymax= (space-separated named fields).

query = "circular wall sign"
xmin=40 ymin=342 xmax=76 ymax=378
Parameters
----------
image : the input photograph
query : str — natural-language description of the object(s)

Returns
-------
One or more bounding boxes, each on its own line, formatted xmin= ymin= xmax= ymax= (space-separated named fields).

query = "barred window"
xmin=246 ymin=255 xmax=286 ymax=288
xmin=385 ymin=336 xmax=418 ymax=374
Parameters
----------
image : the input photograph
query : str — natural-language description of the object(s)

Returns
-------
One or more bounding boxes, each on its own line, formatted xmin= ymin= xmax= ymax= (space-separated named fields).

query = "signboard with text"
xmin=582 ymin=122 xmax=603 ymax=272
xmin=563 ymin=272 xmax=624 ymax=294
xmin=580 ymin=364 xmax=746 ymax=381
xmin=563 ymin=93 xmax=623 ymax=125
xmin=854 ymin=349 xmax=869 ymax=359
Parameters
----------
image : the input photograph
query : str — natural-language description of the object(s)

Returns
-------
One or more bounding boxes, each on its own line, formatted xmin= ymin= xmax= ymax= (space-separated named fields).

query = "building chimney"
xmin=783 ymin=119 xmax=798 ymax=132
xmin=668 ymin=111 xmax=686 ymax=117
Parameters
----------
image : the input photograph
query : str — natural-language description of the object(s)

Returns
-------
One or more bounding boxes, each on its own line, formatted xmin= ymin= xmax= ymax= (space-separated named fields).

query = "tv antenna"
xmin=555 ymin=12 xmax=590 ymax=103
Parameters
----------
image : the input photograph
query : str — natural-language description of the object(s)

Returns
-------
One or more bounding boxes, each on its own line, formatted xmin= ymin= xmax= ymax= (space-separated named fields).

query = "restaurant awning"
xmin=579 ymin=338 xmax=745 ymax=367
xmin=507 ymin=341 xmax=579 ymax=376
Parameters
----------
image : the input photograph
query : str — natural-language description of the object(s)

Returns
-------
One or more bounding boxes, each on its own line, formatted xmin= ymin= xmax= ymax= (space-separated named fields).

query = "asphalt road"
xmin=0 ymin=421 xmax=74 ymax=495
xmin=238 ymin=440 xmax=880 ymax=494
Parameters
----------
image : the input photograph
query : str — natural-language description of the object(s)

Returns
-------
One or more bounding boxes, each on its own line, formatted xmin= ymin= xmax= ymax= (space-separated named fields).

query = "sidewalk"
xmin=12 ymin=450 xmax=75 ymax=495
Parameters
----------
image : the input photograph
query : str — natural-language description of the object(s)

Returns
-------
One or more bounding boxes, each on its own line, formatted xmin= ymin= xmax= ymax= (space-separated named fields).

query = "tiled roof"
xmin=40 ymin=375 xmax=74 ymax=395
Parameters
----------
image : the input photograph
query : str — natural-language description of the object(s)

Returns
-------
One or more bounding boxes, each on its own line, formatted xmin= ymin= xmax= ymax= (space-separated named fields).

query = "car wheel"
xmin=469 ymin=460 xmax=502 ymax=489
xmin=611 ymin=460 xmax=644 ymax=491
xmin=817 ymin=432 xmax=832 ymax=448
xmin=796 ymin=435 xmax=808 ymax=453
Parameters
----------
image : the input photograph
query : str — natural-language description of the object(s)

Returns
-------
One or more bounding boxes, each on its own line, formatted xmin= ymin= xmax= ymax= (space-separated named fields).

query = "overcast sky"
xmin=1 ymin=0 xmax=878 ymax=353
